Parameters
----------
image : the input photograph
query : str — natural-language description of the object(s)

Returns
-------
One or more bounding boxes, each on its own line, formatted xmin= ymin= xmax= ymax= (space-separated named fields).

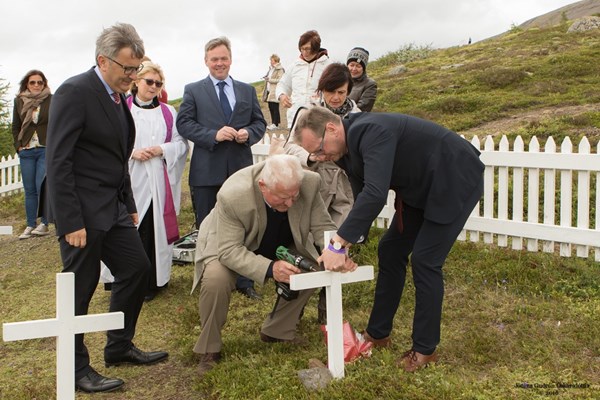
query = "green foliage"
xmin=0 ymin=77 xmax=13 ymax=157
xmin=476 ymin=67 xmax=529 ymax=89
xmin=375 ymin=43 xmax=434 ymax=67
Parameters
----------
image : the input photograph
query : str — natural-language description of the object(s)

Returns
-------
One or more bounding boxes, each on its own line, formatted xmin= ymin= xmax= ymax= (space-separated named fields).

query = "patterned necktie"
xmin=217 ymin=81 xmax=232 ymax=121
xmin=111 ymin=92 xmax=121 ymax=105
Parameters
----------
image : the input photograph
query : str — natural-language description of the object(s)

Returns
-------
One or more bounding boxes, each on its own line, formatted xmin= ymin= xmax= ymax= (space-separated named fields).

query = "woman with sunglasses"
xmin=101 ymin=61 xmax=188 ymax=301
xmin=12 ymin=69 xmax=52 ymax=239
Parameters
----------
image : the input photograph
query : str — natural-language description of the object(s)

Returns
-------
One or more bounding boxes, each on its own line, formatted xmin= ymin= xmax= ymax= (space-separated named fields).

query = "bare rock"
xmin=387 ymin=65 xmax=407 ymax=76
xmin=567 ymin=16 xmax=600 ymax=33
xmin=297 ymin=367 xmax=333 ymax=391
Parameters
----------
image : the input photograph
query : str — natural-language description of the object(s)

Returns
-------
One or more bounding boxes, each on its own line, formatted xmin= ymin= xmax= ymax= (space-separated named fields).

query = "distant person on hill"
xmin=276 ymin=30 xmax=331 ymax=128
xmin=12 ymin=69 xmax=52 ymax=239
xmin=263 ymin=54 xmax=285 ymax=130
xmin=347 ymin=47 xmax=378 ymax=112
xmin=293 ymin=107 xmax=484 ymax=372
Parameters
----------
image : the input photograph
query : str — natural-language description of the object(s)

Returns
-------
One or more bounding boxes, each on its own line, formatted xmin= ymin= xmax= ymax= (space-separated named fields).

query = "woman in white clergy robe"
xmin=101 ymin=61 xmax=188 ymax=301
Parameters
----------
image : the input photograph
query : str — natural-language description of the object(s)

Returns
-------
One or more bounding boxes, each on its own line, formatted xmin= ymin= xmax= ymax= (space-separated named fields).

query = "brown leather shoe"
xmin=198 ymin=352 xmax=221 ymax=377
xmin=362 ymin=331 xmax=391 ymax=348
xmin=397 ymin=349 xmax=438 ymax=372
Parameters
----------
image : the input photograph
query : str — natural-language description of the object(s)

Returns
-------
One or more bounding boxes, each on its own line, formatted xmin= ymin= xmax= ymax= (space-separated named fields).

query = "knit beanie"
xmin=347 ymin=47 xmax=369 ymax=70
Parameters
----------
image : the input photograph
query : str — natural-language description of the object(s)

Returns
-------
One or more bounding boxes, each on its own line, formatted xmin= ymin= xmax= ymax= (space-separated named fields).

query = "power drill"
xmin=269 ymin=246 xmax=318 ymax=319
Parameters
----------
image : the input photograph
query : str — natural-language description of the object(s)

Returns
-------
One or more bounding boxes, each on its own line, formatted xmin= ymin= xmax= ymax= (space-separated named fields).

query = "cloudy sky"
xmin=1 ymin=0 xmax=577 ymax=101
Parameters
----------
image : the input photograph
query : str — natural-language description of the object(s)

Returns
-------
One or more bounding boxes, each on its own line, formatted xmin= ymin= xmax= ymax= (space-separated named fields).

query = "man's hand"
xmin=272 ymin=260 xmax=301 ymax=284
xmin=215 ymin=126 xmax=237 ymax=142
xmin=65 ymin=228 xmax=87 ymax=248
xmin=235 ymin=129 xmax=249 ymax=144
xmin=319 ymin=250 xmax=358 ymax=273
xmin=130 ymin=213 xmax=139 ymax=226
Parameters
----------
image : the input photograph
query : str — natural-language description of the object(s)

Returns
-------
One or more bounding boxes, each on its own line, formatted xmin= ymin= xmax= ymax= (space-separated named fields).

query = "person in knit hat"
xmin=346 ymin=47 xmax=378 ymax=112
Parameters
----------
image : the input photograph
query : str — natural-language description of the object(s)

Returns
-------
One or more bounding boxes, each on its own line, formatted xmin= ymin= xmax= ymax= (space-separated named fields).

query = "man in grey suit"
xmin=177 ymin=36 xmax=266 ymax=300
xmin=191 ymin=155 xmax=357 ymax=376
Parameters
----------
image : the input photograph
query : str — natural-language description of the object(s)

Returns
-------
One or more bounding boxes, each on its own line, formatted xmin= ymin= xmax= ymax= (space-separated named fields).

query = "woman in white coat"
xmin=102 ymin=61 xmax=188 ymax=300
xmin=276 ymin=30 xmax=331 ymax=128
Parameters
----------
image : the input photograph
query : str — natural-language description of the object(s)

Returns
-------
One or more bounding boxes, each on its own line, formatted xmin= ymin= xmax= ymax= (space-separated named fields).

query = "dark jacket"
xmin=348 ymin=73 xmax=377 ymax=112
xmin=45 ymin=68 xmax=137 ymax=236
xmin=12 ymin=95 xmax=52 ymax=151
xmin=337 ymin=112 xmax=484 ymax=243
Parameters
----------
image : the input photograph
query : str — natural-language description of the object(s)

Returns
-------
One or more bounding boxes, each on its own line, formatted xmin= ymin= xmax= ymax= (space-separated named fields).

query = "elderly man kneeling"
xmin=191 ymin=154 xmax=357 ymax=375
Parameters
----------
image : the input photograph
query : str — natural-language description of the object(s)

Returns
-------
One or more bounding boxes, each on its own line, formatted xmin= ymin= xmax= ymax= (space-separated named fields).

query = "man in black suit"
xmin=293 ymin=107 xmax=484 ymax=372
xmin=177 ymin=36 xmax=266 ymax=300
xmin=46 ymin=23 xmax=167 ymax=393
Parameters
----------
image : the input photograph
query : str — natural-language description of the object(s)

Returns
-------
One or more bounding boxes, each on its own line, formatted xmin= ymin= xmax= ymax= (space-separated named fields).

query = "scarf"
xmin=17 ymin=87 xmax=51 ymax=142
xmin=324 ymin=97 xmax=354 ymax=118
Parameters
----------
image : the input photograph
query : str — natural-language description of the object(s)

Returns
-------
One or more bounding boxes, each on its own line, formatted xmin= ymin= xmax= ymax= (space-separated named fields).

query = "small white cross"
xmin=3 ymin=272 xmax=124 ymax=400
xmin=290 ymin=231 xmax=374 ymax=379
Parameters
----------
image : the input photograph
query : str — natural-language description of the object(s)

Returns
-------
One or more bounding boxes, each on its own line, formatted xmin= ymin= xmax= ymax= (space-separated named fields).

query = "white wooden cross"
xmin=3 ymin=272 xmax=124 ymax=400
xmin=290 ymin=231 xmax=374 ymax=379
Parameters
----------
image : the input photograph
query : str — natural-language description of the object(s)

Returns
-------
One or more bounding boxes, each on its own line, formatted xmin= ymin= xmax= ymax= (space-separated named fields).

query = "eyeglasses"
xmin=141 ymin=78 xmax=163 ymax=88
xmin=105 ymin=56 xmax=143 ymax=75
xmin=28 ymin=80 xmax=44 ymax=86
xmin=310 ymin=126 xmax=327 ymax=157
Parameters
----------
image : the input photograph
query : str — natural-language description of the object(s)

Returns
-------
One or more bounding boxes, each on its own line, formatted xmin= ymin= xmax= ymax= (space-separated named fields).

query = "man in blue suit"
xmin=177 ymin=36 xmax=266 ymax=299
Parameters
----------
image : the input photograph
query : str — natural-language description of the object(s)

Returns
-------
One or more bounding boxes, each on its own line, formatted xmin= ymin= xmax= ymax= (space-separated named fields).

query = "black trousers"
xmin=138 ymin=203 xmax=158 ymax=291
xmin=267 ymin=102 xmax=281 ymax=126
xmin=192 ymin=185 xmax=254 ymax=290
xmin=59 ymin=204 xmax=150 ymax=379
xmin=366 ymin=180 xmax=483 ymax=355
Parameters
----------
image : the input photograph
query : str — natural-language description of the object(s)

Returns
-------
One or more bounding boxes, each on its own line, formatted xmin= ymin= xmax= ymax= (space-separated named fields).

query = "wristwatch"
xmin=330 ymin=238 xmax=347 ymax=251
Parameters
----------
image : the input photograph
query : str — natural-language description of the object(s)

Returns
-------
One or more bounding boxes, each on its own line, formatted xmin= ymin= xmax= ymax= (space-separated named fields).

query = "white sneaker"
xmin=267 ymin=124 xmax=277 ymax=130
xmin=31 ymin=223 xmax=50 ymax=236
xmin=19 ymin=226 xmax=34 ymax=240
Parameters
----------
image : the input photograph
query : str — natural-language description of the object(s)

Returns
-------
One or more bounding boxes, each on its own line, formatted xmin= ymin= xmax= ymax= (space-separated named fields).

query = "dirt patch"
xmin=459 ymin=103 xmax=600 ymax=137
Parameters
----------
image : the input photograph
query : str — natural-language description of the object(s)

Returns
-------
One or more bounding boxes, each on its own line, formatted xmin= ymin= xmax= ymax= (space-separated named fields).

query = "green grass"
xmin=1 ymin=193 xmax=599 ymax=399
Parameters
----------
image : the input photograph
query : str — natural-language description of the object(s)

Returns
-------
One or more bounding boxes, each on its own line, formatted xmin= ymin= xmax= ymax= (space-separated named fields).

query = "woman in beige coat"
xmin=264 ymin=54 xmax=285 ymax=130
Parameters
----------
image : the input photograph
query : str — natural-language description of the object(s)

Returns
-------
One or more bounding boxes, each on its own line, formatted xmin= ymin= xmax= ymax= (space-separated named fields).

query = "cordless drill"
xmin=269 ymin=246 xmax=318 ymax=318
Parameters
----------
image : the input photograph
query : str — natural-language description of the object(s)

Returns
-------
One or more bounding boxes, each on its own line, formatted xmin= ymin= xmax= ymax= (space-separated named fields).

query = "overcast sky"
xmin=1 ymin=0 xmax=577 ymax=101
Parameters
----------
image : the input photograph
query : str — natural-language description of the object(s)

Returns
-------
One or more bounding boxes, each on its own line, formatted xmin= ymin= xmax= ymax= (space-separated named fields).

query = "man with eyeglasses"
xmin=293 ymin=107 xmax=484 ymax=373
xmin=45 ymin=23 xmax=168 ymax=394
xmin=190 ymin=154 xmax=357 ymax=377
xmin=177 ymin=36 xmax=266 ymax=301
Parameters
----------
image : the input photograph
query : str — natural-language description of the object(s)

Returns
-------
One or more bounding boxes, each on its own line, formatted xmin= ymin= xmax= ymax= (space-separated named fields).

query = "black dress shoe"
xmin=105 ymin=345 xmax=168 ymax=367
xmin=237 ymin=287 xmax=262 ymax=300
xmin=75 ymin=369 xmax=123 ymax=393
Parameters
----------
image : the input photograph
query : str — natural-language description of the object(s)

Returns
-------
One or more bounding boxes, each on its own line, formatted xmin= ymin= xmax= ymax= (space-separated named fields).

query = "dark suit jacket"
xmin=45 ymin=68 xmax=136 ymax=236
xmin=337 ymin=112 xmax=485 ymax=243
xmin=176 ymin=76 xmax=266 ymax=187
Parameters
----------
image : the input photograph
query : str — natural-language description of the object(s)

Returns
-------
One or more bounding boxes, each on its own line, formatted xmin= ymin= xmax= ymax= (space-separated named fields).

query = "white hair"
xmin=261 ymin=155 xmax=304 ymax=190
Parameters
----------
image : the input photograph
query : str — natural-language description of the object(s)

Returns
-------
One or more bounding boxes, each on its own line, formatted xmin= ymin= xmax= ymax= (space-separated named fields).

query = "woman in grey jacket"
xmin=347 ymin=47 xmax=378 ymax=112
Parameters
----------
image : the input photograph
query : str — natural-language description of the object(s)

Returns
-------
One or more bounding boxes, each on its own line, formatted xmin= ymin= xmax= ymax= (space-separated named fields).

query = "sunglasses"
xmin=28 ymin=80 xmax=44 ymax=86
xmin=141 ymin=78 xmax=163 ymax=88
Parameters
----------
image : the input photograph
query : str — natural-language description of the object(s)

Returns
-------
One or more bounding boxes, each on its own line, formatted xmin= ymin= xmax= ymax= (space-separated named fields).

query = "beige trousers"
xmin=194 ymin=259 xmax=316 ymax=354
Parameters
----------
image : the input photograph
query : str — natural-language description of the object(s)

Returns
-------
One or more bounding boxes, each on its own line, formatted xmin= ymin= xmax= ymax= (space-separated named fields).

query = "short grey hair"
xmin=204 ymin=36 xmax=232 ymax=57
xmin=293 ymin=107 xmax=340 ymax=145
xmin=261 ymin=155 xmax=304 ymax=190
xmin=95 ymin=22 xmax=145 ymax=61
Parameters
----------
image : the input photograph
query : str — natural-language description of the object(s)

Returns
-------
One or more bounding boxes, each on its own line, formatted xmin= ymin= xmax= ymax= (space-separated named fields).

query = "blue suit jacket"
xmin=176 ymin=76 xmax=266 ymax=186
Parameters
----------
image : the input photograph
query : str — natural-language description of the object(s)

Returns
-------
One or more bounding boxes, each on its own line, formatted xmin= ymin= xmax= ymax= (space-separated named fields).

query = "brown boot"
xmin=362 ymin=331 xmax=391 ymax=348
xmin=397 ymin=349 xmax=438 ymax=372
xmin=198 ymin=352 xmax=221 ymax=377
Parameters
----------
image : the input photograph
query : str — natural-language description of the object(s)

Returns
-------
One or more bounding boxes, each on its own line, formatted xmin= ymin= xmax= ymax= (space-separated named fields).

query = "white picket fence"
xmin=0 ymin=154 xmax=22 ymax=196
xmin=3 ymin=134 xmax=600 ymax=260
xmin=254 ymin=133 xmax=600 ymax=261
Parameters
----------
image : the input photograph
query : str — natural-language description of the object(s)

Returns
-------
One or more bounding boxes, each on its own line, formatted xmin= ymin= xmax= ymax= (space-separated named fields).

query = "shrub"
xmin=477 ymin=67 xmax=528 ymax=89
